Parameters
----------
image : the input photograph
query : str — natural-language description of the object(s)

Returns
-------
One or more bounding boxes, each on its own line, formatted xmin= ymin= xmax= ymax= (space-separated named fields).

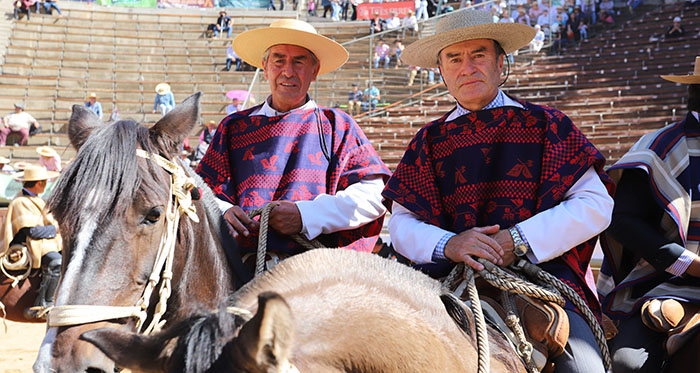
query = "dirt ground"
xmin=0 ymin=319 xmax=46 ymax=372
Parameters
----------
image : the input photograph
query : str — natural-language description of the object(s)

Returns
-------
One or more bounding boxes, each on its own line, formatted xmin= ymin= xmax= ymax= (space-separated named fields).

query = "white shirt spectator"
xmin=402 ymin=14 xmax=418 ymax=32
xmin=226 ymin=46 xmax=238 ymax=60
xmin=385 ymin=16 xmax=401 ymax=30
xmin=537 ymin=12 xmax=550 ymax=27
xmin=4 ymin=112 xmax=36 ymax=131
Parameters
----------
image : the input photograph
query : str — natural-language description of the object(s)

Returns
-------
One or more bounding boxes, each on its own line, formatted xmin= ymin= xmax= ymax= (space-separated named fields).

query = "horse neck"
xmin=169 ymin=204 xmax=233 ymax=319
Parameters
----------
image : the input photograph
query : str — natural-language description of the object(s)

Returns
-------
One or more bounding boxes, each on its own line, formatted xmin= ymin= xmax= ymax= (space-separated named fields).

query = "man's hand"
xmin=223 ymin=205 xmax=259 ymax=238
xmin=268 ymin=201 xmax=302 ymax=236
xmin=492 ymin=229 xmax=517 ymax=267
xmin=444 ymin=225 xmax=504 ymax=271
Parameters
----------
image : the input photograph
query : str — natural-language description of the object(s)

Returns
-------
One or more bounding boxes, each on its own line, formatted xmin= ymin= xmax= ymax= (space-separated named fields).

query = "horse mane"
xmin=47 ymin=120 xmax=161 ymax=243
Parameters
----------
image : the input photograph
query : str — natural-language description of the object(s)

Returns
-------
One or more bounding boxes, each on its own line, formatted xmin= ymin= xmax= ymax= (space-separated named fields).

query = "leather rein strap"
xmin=48 ymin=149 xmax=198 ymax=335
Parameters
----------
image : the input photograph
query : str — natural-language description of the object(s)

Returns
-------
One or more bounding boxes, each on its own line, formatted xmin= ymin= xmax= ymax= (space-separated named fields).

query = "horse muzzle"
xmin=34 ymin=323 xmax=120 ymax=373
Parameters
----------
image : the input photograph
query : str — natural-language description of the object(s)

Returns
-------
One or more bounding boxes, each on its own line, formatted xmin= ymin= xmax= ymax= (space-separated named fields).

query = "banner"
xmin=97 ymin=0 xmax=158 ymax=7
xmin=356 ymin=1 xmax=414 ymax=20
xmin=158 ymin=0 xmax=216 ymax=7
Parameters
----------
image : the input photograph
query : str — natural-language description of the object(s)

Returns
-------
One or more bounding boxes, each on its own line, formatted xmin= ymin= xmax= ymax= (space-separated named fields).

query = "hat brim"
xmin=12 ymin=170 xmax=60 ymax=182
xmin=402 ymin=23 xmax=536 ymax=68
xmin=233 ymin=28 xmax=349 ymax=75
xmin=660 ymin=75 xmax=700 ymax=84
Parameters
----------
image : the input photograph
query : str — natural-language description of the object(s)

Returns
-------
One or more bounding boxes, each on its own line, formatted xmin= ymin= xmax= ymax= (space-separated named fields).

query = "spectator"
xmin=37 ymin=146 xmax=61 ymax=172
xmin=385 ymin=11 xmax=401 ymax=30
xmin=567 ymin=6 xmax=583 ymax=43
xmin=529 ymin=2 xmax=543 ymax=18
xmin=393 ymin=39 xmax=405 ymax=68
xmin=322 ymin=0 xmax=332 ymax=18
xmin=13 ymin=0 xmax=33 ymax=20
xmin=516 ymin=7 xmax=531 ymax=25
xmin=530 ymin=24 xmax=545 ymax=53
xmin=665 ymin=16 xmax=685 ymax=38
xmin=599 ymin=0 xmax=614 ymax=20
xmin=193 ymin=120 xmax=218 ymax=165
xmin=402 ymin=9 xmax=419 ymax=36
xmin=1 ymin=103 xmax=39 ymax=146
xmin=537 ymin=8 xmax=550 ymax=29
xmin=627 ymin=0 xmax=642 ymax=14
xmin=363 ymin=85 xmax=380 ymax=112
xmin=490 ymin=5 xmax=500 ymax=22
xmin=407 ymin=65 xmax=420 ymax=86
xmin=417 ymin=0 xmax=429 ymax=20
xmin=226 ymin=98 xmax=243 ymax=115
xmin=341 ymin=0 xmax=349 ymax=21
xmin=308 ymin=0 xmax=316 ymax=15
xmin=599 ymin=10 xmax=614 ymax=25
xmin=38 ymin=0 xmax=62 ymax=16
xmin=370 ymin=12 xmax=384 ymax=34
xmin=225 ymin=42 xmax=242 ymax=71
xmin=347 ymin=83 xmax=363 ymax=116
xmin=330 ymin=0 xmax=341 ymax=21
xmin=373 ymin=39 xmax=391 ymax=69
xmin=349 ymin=0 xmax=358 ymax=20
xmin=579 ymin=18 xmax=588 ymax=41
xmin=214 ymin=11 xmax=232 ymax=39
xmin=84 ymin=92 xmax=103 ymax=120
xmin=153 ymin=83 xmax=175 ymax=116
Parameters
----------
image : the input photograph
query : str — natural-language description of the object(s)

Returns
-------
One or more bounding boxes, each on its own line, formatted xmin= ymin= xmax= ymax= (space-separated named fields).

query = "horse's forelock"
xmin=48 ymin=120 xmax=157 ymax=243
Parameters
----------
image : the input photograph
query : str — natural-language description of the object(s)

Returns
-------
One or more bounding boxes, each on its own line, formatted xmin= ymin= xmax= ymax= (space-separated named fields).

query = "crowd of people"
xmin=13 ymin=0 xmax=63 ymax=20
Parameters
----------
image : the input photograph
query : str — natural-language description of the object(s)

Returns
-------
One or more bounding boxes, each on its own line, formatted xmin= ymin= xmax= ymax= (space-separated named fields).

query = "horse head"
xmin=34 ymin=93 xmax=234 ymax=372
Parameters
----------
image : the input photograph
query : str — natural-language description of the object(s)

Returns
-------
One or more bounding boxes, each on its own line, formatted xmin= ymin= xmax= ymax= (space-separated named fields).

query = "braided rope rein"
xmin=445 ymin=259 xmax=612 ymax=373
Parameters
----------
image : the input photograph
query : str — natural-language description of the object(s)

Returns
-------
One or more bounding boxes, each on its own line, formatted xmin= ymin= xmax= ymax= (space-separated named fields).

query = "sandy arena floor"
xmin=0 ymin=319 xmax=46 ymax=372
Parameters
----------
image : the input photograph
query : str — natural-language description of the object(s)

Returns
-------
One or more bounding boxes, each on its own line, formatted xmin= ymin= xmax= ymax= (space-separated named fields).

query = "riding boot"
xmin=24 ymin=252 xmax=61 ymax=320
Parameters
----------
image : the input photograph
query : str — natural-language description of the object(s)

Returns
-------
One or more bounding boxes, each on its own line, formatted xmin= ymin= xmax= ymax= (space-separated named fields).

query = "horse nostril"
xmin=85 ymin=368 xmax=108 ymax=373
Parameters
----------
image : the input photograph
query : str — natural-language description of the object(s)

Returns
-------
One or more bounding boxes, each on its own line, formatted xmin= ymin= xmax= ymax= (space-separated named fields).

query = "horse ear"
xmin=68 ymin=104 xmax=101 ymax=150
xmin=80 ymin=328 xmax=169 ymax=372
xmin=236 ymin=292 xmax=295 ymax=371
xmin=150 ymin=92 xmax=201 ymax=156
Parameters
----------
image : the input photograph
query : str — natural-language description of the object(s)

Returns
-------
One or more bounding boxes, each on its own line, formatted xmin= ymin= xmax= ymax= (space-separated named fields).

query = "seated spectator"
xmin=579 ymin=19 xmax=589 ymax=41
xmin=0 ymin=157 xmax=15 ymax=173
xmin=385 ymin=11 xmax=401 ymax=30
xmin=530 ymin=24 xmax=545 ymax=53
xmin=205 ymin=23 xmax=217 ymax=38
xmin=347 ymin=83 xmax=363 ymax=116
xmin=599 ymin=0 xmax=614 ymax=19
xmin=666 ymin=16 xmax=685 ymax=38
xmin=38 ymin=0 xmax=61 ymax=15
xmin=13 ymin=0 xmax=33 ymax=20
xmin=373 ymin=38 xmax=391 ymax=69
xmin=402 ymin=9 xmax=419 ymax=36
xmin=567 ymin=6 xmax=583 ymax=43
xmin=214 ymin=11 xmax=232 ymax=39
xmin=392 ymin=39 xmax=404 ymax=68
xmin=529 ymin=2 xmax=544 ymax=19
xmin=226 ymin=98 xmax=243 ymax=115
xmin=599 ymin=10 xmax=614 ymax=25
xmin=490 ymin=5 xmax=500 ymax=22
xmin=152 ymin=83 xmax=175 ymax=116
xmin=2 ymin=103 xmax=39 ymax=146
xmin=225 ymin=42 xmax=241 ymax=71
xmin=193 ymin=120 xmax=218 ymax=165
xmin=537 ymin=8 xmax=550 ymax=29
xmin=370 ymin=12 xmax=383 ymax=34
xmin=363 ymin=85 xmax=380 ymax=112
xmin=627 ymin=0 xmax=642 ymax=13
xmin=308 ymin=0 xmax=316 ymax=15
xmin=407 ymin=65 xmax=420 ymax=86
xmin=511 ymin=4 xmax=524 ymax=20
xmin=84 ymin=92 xmax=103 ymax=120
xmin=516 ymin=7 xmax=531 ymax=25
xmin=37 ymin=146 xmax=61 ymax=172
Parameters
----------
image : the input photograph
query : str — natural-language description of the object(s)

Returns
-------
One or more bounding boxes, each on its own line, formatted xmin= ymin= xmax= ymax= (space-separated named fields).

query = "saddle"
xmin=641 ymin=298 xmax=700 ymax=356
xmin=457 ymin=278 xmax=570 ymax=372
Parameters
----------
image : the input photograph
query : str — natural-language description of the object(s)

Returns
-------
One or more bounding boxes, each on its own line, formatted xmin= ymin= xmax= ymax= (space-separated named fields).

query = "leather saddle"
xmin=641 ymin=298 xmax=700 ymax=356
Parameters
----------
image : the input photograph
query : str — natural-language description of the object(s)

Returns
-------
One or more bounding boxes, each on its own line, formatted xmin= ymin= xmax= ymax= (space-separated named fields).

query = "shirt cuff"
xmin=666 ymin=250 xmax=696 ymax=277
xmin=432 ymin=232 xmax=456 ymax=262
xmin=216 ymin=198 xmax=233 ymax=216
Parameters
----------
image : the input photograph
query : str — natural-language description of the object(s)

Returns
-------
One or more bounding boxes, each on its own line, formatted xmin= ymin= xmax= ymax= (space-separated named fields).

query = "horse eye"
xmin=143 ymin=208 xmax=162 ymax=225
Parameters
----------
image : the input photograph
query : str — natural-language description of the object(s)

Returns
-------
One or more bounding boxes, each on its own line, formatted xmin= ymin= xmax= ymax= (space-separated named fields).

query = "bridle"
xmin=47 ymin=149 xmax=199 ymax=335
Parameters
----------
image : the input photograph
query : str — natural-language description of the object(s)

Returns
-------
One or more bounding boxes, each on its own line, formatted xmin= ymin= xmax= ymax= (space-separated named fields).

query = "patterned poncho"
xmin=197 ymin=105 xmax=390 ymax=255
xmin=598 ymin=112 xmax=700 ymax=318
xmin=382 ymin=99 xmax=613 ymax=316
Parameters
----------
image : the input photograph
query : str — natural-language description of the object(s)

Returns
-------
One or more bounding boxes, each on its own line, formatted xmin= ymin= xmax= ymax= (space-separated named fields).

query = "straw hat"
xmin=13 ymin=103 xmax=24 ymax=110
xmin=13 ymin=161 xmax=31 ymax=171
xmin=402 ymin=10 xmax=535 ymax=68
xmin=661 ymin=56 xmax=700 ymax=84
xmin=36 ymin=146 xmax=58 ymax=158
xmin=0 ymin=156 xmax=10 ymax=165
xmin=12 ymin=165 xmax=59 ymax=182
xmin=232 ymin=19 xmax=349 ymax=76
xmin=155 ymin=83 xmax=171 ymax=95
xmin=87 ymin=92 xmax=97 ymax=99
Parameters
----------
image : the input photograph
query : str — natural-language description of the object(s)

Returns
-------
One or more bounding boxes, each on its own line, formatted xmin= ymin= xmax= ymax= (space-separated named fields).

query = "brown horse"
xmin=0 ymin=270 xmax=42 ymax=322
xmin=82 ymin=249 xmax=527 ymax=373
xmin=34 ymin=93 xmax=250 ymax=372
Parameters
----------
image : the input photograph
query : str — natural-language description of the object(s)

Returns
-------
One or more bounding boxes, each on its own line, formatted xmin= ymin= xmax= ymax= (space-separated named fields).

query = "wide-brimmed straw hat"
xmin=0 ymin=156 xmax=10 ymax=165
xmin=232 ymin=19 xmax=349 ymax=75
xmin=36 ymin=146 xmax=58 ymax=158
xmin=661 ymin=56 xmax=700 ymax=84
xmin=12 ymin=165 xmax=59 ymax=182
xmin=402 ymin=10 xmax=535 ymax=68
xmin=87 ymin=92 xmax=97 ymax=99
xmin=155 ymin=83 xmax=171 ymax=95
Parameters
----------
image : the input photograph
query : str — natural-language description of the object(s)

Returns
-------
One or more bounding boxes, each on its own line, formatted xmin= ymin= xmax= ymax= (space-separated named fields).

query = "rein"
xmin=48 ymin=149 xmax=199 ymax=335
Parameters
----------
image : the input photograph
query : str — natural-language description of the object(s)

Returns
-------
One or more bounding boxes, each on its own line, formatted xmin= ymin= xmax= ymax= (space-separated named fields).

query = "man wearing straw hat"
xmin=197 ymin=20 xmax=390 ymax=273
xmin=153 ymin=83 xmax=175 ymax=116
xmin=0 ymin=165 xmax=61 ymax=319
xmin=84 ymin=92 xmax=103 ymax=120
xmin=37 ymin=145 xmax=62 ymax=172
xmin=598 ymin=57 xmax=700 ymax=372
xmin=382 ymin=10 xmax=613 ymax=372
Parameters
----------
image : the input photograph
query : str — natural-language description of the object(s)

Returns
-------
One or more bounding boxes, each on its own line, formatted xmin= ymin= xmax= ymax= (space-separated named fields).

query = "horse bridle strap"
xmin=48 ymin=150 xmax=198 ymax=334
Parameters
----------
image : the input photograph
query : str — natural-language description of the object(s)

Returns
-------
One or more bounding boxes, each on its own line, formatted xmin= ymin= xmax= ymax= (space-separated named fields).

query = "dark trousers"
xmin=14 ymin=6 xmax=30 ymax=20
xmin=226 ymin=58 xmax=241 ymax=71
xmin=609 ymin=315 xmax=666 ymax=373
xmin=552 ymin=309 xmax=606 ymax=373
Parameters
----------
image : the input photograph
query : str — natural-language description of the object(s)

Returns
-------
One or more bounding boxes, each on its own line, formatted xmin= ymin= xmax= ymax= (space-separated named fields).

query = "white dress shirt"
xmin=388 ymin=93 xmax=614 ymax=264
xmin=216 ymin=95 xmax=387 ymax=240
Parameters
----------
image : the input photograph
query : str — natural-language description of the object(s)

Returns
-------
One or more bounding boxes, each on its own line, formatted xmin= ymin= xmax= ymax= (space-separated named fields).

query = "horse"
xmin=33 ymin=92 xmax=525 ymax=372
xmin=0 ymin=269 xmax=42 ymax=322
xmin=81 ymin=248 xmax=527 ymax=373
xmin=34 ymin=93 xmax=249 ymax=372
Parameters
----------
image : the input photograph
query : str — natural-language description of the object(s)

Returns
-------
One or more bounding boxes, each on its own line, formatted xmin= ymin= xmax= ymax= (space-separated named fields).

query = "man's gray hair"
xmin=262 ymin=45 xmax=320 ymax=67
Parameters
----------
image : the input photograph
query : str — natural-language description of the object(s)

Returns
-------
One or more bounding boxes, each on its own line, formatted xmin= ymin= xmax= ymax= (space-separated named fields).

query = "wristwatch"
xmin=508 ymin=226 xmax=529 ymax=257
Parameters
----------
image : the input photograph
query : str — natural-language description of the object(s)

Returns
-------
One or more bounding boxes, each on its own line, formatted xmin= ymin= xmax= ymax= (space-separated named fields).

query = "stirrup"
xmin=24 ymin=305 xmax=53 ymax=320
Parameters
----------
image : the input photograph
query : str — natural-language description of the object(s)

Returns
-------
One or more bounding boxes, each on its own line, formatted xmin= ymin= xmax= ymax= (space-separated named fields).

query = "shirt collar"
xmin=22 ymin=188 xmax=37 ymax=197
xmin=446 ymin=90 xmax=524 ymax=121
xmin=252 ymin=95 xmax=317 ymax=117
xmin=693 ymin=111 xmax=699 ymax=122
